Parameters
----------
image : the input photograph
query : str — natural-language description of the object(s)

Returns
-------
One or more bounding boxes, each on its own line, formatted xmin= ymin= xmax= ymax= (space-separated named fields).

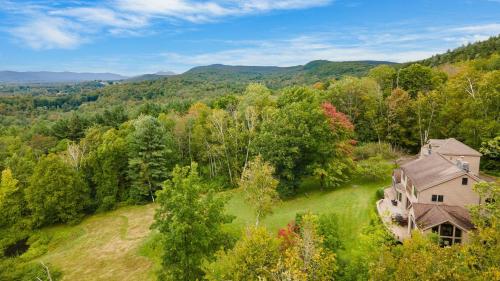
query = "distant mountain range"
xmin=2 ymin=35 xmax=498 ymax=85
xmin=0 ymin=70 xmax=180 ymax=84
xmin=0 ymin=60 xmax=393 ymax=84
xmin=125 ymin=71 xmax=177 ymax=82
xmin=178 ymin=60 xmax=395 ymax=86
xmin=0 ymin=71 xmax=128 ymax=84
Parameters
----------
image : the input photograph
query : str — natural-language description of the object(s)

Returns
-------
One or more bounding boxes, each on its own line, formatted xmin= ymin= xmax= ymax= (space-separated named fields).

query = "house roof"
xmin=401 ymin=153 xmax=467 ymax=191
xmin=429 ymin=138 xmax=482 ymax=157
xmin=413 ymin=203 xmax=474 ymax=231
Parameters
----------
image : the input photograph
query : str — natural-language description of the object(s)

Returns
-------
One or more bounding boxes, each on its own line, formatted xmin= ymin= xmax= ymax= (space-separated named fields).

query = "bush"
xmin=480 ymin=136 xmax=499 ymax=176
xmin=376 ymin=187 xmax=385 ymax=200
xmin=98 ymin=196 xmax=116 ymax=212
xmin=318 ymin=213 xmax=343 ymax=251
xmin=354 ymin=142 xmax=397 ymax=160
xmin=356 ymin=155 xmax=394 ymax=181
xmin=295 ymin=212 xmax=343 ymax=251
xmin=0 ymin=259 xmax=62 ymax=281
xmin=20 ymin=232 xmax=50 ymax=261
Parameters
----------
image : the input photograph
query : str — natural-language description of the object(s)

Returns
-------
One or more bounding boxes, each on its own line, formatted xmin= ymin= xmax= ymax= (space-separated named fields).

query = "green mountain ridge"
xmin=182 ymin=60 xmax=395 ymax=80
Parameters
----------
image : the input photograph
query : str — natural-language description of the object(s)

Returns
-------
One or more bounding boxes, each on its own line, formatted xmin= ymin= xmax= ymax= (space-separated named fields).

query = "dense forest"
xmin=416 ymin=35 xmax=500 ymax=66
xmin=0 ymin=37 xmax=499 ymax=280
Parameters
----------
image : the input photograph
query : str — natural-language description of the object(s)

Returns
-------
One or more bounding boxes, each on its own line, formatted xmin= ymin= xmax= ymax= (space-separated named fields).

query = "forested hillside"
xmin=417 ymin=35 xmax=500 ymax=66
xmin=0 ymin=37 xmax=499 ymax=280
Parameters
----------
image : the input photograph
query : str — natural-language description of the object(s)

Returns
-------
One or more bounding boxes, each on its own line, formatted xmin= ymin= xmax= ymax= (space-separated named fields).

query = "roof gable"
xmin=401 ymin=153 xmax=466 ymax=191
xmin=413 ymin=203 xmax=474 ymax=231
xmin=429 ymin=138 xmax=482 ymax=157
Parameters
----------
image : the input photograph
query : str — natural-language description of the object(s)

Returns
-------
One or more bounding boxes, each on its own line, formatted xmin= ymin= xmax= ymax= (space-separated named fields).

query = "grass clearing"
xmin=31 ymin=178 xmax=388 ymax=280
xmin=33 ymin=204 xmax=156 ymax=281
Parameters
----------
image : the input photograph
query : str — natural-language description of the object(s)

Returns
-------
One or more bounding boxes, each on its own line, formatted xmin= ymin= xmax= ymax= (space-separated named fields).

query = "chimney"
xmin=462 ymin=161 xmax=470 ymax=172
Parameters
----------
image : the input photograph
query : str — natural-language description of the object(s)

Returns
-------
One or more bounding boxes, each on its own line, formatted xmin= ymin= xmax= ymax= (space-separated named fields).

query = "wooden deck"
xmin=376 ymin=188 xmax=410 ymax=242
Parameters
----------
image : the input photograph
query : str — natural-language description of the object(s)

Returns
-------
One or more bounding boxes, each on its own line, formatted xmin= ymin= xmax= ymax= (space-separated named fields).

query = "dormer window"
xmin=462 ymin=177 xmax=468 ymax=185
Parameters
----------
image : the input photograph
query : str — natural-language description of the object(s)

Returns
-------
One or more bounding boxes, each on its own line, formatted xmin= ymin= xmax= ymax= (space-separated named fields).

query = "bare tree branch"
xmin=40 ymin=261 xmax=53 ymax=281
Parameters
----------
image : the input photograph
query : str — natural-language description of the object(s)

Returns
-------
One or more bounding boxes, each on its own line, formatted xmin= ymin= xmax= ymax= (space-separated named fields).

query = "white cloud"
xmin=3 ymin=0 xmax=333 ymax=49
xmin=12 ymin=16 xmax=83 ymax=49
xmin=116 ymin=0 xmax=232 ymax=22
xmin=159 ymin=23 xmax=500 ymax=72
xmin=236 ymin=0 xmax=332 ymax=12
xmin=50 ymin=7 xmax=148 ymax=29
xmin=115 ymin=0 xmax=332 ymax=21
xmin=449 ymin=23 xmax=500 ymax=33
xmin=161 ymin=35 xmax=439 ymax=72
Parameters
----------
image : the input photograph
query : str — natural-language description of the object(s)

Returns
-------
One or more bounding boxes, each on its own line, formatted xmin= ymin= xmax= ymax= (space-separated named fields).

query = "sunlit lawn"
xmin=34 ymin=204 xmax=157 ymax=281
xmin=226 ymin=177 xmax=389 ymax=253
xmin=32 ymin=177 xmax=389 ymax=280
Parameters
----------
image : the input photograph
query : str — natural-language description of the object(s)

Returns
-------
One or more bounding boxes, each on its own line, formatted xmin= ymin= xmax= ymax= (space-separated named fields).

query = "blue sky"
xmin=0 ymin=0 xmax=499 ymax=75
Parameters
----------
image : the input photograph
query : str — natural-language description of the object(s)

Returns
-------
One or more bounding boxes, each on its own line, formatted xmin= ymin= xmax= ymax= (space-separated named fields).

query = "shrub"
xmin=356 ymin=155 xmax=394 ymax=181
xmin=98 ymin=196 xmax=116 ymax=212
xmin=354 ymin=142 xmax=397 ymax=160
xmin=376 ymin=187 xmax=385 ymax=200
xmin=318 ymin=213 xmax=343 ymax=251
xmin=480 ymin=136 xmax=499 ymax=175
xmin=295 ymin=212 xmax=343 ymax=251
xmin=0 ymin=259 xmax=62 ymax=281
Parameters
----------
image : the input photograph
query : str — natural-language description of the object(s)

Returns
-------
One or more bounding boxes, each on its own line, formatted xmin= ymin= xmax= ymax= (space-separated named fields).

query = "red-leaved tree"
xmin=321 ymin=102 xmax=354 ymax=132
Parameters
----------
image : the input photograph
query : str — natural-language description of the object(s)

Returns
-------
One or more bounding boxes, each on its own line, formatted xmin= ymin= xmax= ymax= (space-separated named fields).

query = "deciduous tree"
xmin=204 ymin=226 xmax=281 ymax=281
xmin=26 ymin=154 xmax=90 ymax=227
xmin=153 ymin=163 xmax=233 ymax=281
xmin=239 ymin=155 xmax=279 ymax=225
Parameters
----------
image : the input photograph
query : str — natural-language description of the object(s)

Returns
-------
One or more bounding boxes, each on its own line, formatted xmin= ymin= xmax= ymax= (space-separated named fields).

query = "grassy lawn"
xmin=33 ymin=204 xmax=157 ymax=281
xmin=30 ymin=178 xmax=389 ymax=280
xmin=226 ymin=178 xmax=389 ymax=253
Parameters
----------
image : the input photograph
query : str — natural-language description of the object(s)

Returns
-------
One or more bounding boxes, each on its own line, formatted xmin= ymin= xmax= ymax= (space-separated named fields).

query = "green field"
xmin=30 ymin=178 xmax=388 ymax=281
xmin=226 ymin=178 xmax=387 ymax=251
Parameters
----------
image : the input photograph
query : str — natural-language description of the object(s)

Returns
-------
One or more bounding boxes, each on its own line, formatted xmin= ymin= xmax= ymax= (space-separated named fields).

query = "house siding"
xmin=419 ymin=175 xmax=480 ymax=206
xmin=442 ymin=154 xmax=480 ymax=175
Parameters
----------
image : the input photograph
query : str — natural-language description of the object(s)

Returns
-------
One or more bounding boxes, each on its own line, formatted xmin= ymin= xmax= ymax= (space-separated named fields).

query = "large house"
xmin=377 ymin=138 xmax=487 ymax=246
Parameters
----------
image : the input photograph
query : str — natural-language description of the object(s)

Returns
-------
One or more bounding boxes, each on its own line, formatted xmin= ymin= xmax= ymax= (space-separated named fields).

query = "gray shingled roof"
xmin=413 ymin=203 xmax=474 ymax=231
xmin=401 ymin=153 xmax=466 ymax=191
xmin=429 ymin=138 xmax=482 ymax=157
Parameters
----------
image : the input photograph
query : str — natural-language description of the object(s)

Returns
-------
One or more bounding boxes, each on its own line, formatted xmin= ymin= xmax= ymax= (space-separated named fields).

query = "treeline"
xmin=0 ymin=82 xmax=368 ymax=279
xmin=0 ymin=81 xmax=106 ymax=96
xmin=417 ymin=35 xmax=500 ymax=66
xmin=1 ymin=54 xmax=498 ymax=230
xmin=0 ymin=84 xmax=358 ymax=225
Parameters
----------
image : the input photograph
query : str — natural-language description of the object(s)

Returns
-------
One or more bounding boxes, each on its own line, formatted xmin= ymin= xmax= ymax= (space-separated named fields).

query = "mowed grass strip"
xmin=36 ymin=204 xmax=156 ymax=281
